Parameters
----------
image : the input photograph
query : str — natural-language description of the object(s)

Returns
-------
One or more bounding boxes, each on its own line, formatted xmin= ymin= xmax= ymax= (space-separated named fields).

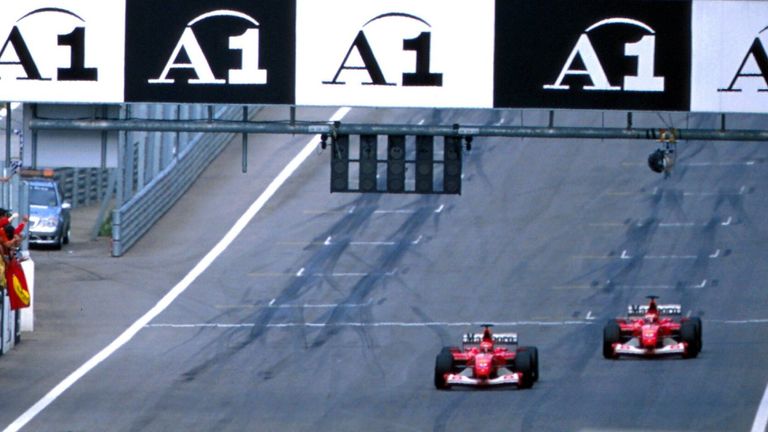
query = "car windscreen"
xmin=30 ymin=186 xmax=58 ymax=207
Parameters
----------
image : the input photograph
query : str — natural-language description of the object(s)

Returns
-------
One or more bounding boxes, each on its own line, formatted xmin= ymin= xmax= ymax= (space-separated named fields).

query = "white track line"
xmin=752 ymin=383 xmax=768 ymax=432
xmin=145 ymin=320 xmax=593 ymax=329
xmin=268 ymin=299 xmax=372 ymax=309
xmin=2 ymin=107 xmax=351 ymax=432
xmin=142 ymin=317 xmax=768 ymax=330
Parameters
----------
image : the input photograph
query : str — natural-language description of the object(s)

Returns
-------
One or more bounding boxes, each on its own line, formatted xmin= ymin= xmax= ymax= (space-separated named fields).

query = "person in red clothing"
xmin=0 ymin=208 xmax=30 ymax=309
xmin=0 ymin=208 xmax=28 ymax=258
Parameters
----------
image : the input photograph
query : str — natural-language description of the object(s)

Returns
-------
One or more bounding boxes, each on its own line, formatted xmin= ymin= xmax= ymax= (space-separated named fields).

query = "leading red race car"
xmin=434 ymin=324 xmax=539 ymax=390
xmin=603 ymin=295 xmax=702 ymax=359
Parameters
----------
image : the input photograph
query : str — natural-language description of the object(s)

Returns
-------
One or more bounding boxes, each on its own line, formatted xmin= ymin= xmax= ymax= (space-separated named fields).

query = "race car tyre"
xmin=515 ymin=350 xmax=534 ymax=389
xmin=681 ymin=321 xmax=700 ymax=358
xmin=518 ymin=346 xmax=539 ymax=382
xmin=434 ymin=348 xmax=455 ymax=389
xmin=603 ymin=321 xmax=621 ymax=359
xmin=688 ymin=317 xmax=702 ymax=351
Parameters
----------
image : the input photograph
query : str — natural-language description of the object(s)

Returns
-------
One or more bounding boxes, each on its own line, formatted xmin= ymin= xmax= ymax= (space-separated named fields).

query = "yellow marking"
xmin=13 ymin=276 xmax=29 ymax=305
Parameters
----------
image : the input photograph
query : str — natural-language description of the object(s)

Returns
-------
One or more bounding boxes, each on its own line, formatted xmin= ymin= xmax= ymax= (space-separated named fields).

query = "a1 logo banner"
xmin=494 ymin=0 xmax=691 ymax=110
xmin=0 ymin=0 xmax=125 ymax=103
xmin=124 ymin=0 xmax=295 ymax=104
xmin=691 ymin=1 xmax=768 ymax=113
xmin=295 ymin=0 xmax=495 ymax=108
xmin=6 ymin=258 xmax=30 ymax=310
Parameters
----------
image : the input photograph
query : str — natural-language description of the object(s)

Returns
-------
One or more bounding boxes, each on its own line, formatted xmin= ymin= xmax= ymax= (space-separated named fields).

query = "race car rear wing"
xmin=462 ymin=332 xmax=518 ymax=345
xmin=627 ymin=304 xmax=682 ymax=316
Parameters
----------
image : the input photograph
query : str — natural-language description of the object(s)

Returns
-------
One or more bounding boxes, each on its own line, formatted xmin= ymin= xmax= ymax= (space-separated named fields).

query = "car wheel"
xmin=688 ymin=317 xmax=702 ymax=351
xmin=52 ymin=231 xmax=63 ymax=250
xmin=681 ymin=320 xmax=699 ymax=358
xmin=518 ymin=346 xmax=539 ymax=382
xmin=603 ymin=321 xmax=621 ymax=359
xmin=514 ymin=350 xmax=534 ymax=389
xmin=434 ymin=348 xmax=454 ymax=390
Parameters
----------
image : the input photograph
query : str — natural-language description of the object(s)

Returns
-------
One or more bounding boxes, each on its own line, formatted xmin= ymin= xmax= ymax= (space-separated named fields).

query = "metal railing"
xmin=110 ymin=106 xmax=244 ymax=256
xmin=53 ymin=168 xmax=112 ymax=208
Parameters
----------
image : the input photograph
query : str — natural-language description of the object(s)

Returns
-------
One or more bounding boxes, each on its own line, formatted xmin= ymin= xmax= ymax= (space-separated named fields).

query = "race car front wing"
xmin=445 ymin=371 xmax=522 ymax=387
xmin=612 ymin=341 xmax=687 ymax=356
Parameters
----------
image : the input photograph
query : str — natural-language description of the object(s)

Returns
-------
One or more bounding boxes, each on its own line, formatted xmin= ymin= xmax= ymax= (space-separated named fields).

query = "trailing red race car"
xmin=434 ymin=324 xmax=539 ymax=390
xmin=603 ymin=295 xmax=702 ymax=359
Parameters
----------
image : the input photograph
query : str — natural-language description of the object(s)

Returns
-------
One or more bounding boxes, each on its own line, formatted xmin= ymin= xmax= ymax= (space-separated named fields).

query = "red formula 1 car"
xmin=434 ymin=324 xmax=539 ymax=390
xmin=603 ymin=296 xmax=702 ymax=359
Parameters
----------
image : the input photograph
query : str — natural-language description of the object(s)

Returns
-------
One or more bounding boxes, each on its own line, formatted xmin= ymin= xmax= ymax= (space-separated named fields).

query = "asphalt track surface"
xmin=1 ymin=107 xmax=767 ymax=432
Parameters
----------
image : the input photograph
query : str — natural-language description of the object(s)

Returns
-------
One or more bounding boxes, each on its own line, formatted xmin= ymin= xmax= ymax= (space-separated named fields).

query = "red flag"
xmin=6 ymin=258 xmax=30 ymax=310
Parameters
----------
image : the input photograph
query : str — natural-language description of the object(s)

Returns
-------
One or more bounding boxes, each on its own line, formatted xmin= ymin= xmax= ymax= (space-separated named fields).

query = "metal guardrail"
xmin=53 ymin=168 xmax=112 ymax=209
xmin=110 ymin=106 xmax=242 ymax=256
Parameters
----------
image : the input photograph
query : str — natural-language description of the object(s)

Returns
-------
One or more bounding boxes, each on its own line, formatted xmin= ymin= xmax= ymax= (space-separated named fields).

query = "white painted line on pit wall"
xmin=751 ymin=382 xmax=768 ymax=432
xmin=1 ymin=107 xmax=353 ymax=432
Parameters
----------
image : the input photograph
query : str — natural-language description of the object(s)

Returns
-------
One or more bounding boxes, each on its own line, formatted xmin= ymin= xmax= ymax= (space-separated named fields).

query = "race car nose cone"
xmin=641 ymin=329 xmax=658 ymax=348
xmin=474 ymin=354 xmax=493 ymax=378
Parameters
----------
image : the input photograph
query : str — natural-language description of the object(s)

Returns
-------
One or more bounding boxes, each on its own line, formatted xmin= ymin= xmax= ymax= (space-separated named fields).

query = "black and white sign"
xmin=0 ymin=1 xmax=125 ymax=103
xmin=494 ymin=0 xmax=691 ymax=110
xmin=3 ymin=0 xmax=765 ymax=113
xmin=691 ymin=1 xmax=768 ymax=113
xmin=125 ymin=0 xmax=294 ymax=104
xmin=295 ymin=0 xmax=495 ymax=108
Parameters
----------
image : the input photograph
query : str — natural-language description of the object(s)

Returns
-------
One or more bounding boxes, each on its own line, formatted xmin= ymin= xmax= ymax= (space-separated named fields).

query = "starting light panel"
xmin=330 ymin=134 xmax=463 ymax=194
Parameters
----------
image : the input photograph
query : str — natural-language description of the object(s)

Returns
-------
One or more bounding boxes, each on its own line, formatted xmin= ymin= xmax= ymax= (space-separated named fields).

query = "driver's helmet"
xmin=645 ymin=312 xmax=659 ymax=323
xmin=480 ymin=340 xmax=493 ymax=352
